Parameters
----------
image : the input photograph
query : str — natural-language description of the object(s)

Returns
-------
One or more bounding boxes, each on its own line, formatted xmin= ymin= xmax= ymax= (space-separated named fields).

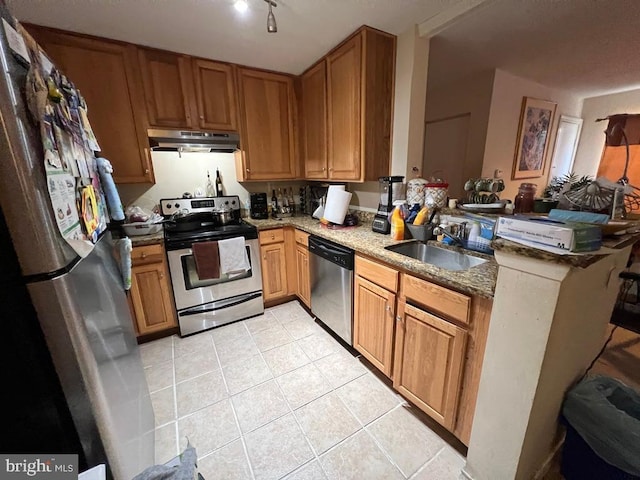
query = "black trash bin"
xmin=561 ymin=376 xmax=640 ymax=480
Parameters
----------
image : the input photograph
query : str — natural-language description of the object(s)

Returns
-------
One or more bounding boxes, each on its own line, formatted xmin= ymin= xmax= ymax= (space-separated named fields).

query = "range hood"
xmin=148 ymin=128 xmax=239 ymax=153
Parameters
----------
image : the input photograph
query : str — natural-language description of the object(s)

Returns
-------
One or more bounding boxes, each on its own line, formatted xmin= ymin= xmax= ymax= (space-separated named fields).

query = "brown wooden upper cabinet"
xmin=301 ymin=61 xmax=327 ymax=179
xmin=235 ymin=68 xmax=297 ymax=181
xmin=138 ymin=48 xmax=197 ymax=129
xmin=192 ymin=59 xmax=237 ymax=131
xmin=302 ymin=27 xmax=396 ymax=182
xmin=26 ymin=26 xmax=154 ymax=183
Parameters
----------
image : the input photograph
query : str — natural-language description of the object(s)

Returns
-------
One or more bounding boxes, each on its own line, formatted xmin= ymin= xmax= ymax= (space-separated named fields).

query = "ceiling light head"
xmin=234 ymin=0 xmax=248 ymax=13
xmin=264 ymin=0 xmax=277 ymax=33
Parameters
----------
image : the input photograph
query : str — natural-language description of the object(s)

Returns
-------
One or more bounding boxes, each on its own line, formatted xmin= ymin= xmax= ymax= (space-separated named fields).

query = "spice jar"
xmin=514 ymin=183 xmax=537 ymax=213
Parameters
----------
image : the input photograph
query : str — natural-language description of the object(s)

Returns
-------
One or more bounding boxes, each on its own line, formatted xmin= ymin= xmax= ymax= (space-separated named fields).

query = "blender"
xmin=372 ymin=176 xmax=404 ymax=233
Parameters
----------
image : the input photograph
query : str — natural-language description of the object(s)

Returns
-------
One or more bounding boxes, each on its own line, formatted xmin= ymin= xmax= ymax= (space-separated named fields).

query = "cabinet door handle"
xmin=246 ymin=168 xmax=250 ymax=173
xmin=396 ymin=315 xmax=402 ymax=323
xmin=263 ymin=255 xmax=266 ymax=260
xmin=385 ymin=304 xmax=392 ymax=312
xmin=322 ymin=167 xmax=326 ymax=171
xmin=159 ymin=273 xmax=164 ymax=279
xmin=144 ymin=168 xmax=150 ymax=174
xmin=141 ymin=252 xmax=147 ymax=259
xmin=200 ymin=115 xmax=204 ymax=120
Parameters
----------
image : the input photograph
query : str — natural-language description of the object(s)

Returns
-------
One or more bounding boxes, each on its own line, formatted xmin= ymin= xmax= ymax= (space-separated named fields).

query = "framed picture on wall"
xmin=512 ymin=97 xmax=557 ymax=179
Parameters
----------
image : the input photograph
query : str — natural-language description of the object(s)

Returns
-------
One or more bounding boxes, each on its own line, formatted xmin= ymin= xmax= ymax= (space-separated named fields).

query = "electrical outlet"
xmin=494 ymin=169 xmax=503 ymax=179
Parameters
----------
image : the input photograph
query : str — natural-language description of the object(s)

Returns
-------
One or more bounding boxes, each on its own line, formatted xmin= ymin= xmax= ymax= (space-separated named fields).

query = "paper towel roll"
xmin=323 ymin=186 xmax=352 ymax=224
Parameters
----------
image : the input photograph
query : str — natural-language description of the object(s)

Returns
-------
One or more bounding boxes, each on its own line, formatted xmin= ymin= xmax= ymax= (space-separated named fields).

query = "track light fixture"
xmin=263 ymin=0 xmax=277 ymax=33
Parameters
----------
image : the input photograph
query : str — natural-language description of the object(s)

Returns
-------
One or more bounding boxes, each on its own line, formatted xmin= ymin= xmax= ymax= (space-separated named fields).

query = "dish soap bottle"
xmin=390 ymin=201 xmax=405 ymax=241
xmin=205 ymin=171 xmax=215 ymax=197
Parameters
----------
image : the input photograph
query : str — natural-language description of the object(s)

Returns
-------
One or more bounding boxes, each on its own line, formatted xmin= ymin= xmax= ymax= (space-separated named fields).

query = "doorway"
xmin=423 ymin=113 xmax=471 ymax=199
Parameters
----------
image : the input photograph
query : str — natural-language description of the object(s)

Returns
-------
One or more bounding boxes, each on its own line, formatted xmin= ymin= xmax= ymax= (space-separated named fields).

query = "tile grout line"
xmin=362 ymin=404 xmax=415 ymax=479
xmin=171 ymin=335 xmax=179 ymax=458
xmin=407 ymin=446 xmax=447 ymax=480
xmin=252 ymin=310 xmax=322 ymax=478
xmin=211 ymin=321 xmax=257 ymax=480
xmin=259 ymin=306 xmax=331 ymax=479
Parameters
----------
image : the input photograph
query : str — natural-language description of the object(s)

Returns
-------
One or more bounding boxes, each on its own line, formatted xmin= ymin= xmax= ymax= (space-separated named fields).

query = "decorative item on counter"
xmin=406 ymin=166 xmax=427 ymax=207
xmin=424 ymin=180 xmax=449 ymax=209
xmin=463 ymin=178 xmax=505 ymax=204
xmin=542 ymin=173 xmax=591 ymax=211
xmin=514 ymin=182 xmax=537 ymax=213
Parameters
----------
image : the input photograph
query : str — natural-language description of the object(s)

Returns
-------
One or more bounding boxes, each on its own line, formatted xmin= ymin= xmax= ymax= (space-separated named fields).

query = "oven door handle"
xmin=179 ymin=291 xmax=262 ymax=317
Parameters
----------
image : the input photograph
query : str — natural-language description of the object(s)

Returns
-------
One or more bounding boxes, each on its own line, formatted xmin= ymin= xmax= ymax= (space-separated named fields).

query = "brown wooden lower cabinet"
xmin=350 ymin=255 xmax=492 ymax=445
xmin=128 ymin=244 xmax=177 ymax=337
xmin=352 ymin=255 xmax=399 ymax=377
xmin=259 ymin=228 xmax=288 ymax=302
xmin=295 ymin=239 xmax=311 ymax=308
xmin=393 ymin=300 xmax=467 ymax=430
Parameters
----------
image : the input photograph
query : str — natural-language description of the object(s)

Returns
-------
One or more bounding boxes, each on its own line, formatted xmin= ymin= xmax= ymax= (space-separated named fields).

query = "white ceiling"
xmin=6 ymin=0 xmax=460 ymax=74
xmin=428 ymin=0 xmax=640 ymax=98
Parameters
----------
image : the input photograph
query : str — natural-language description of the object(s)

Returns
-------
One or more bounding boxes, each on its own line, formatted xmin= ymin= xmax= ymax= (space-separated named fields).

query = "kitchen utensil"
xmin=406 ymin=223 xmax=434 ymax=241
xmin=250 ymin=193 xmax=269 ymax=219
xmin=212 ymin=206 xmax=235 ymax=226
xmin=427 ymin=207 xmax=438 ymax=224
xmin=373 ymin=176 xmax=405 ymax=234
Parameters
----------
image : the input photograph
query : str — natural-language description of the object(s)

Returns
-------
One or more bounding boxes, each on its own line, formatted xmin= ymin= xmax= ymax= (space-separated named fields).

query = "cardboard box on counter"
xmin=496 ymin=216 xmax=602 ymax=252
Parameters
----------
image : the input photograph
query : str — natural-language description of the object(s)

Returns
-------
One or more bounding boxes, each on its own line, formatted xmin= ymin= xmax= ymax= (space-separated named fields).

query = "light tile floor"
xmin=140 ymin=301 xmax=466 ymax=480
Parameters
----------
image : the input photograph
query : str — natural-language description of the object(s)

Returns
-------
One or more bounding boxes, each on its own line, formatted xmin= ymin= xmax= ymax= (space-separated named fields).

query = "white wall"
xmin=572 ymin=87 xmax=640 ymax=177
xmin=390 ymin=25 xmax=430 ymax=180
xmin=465 ymin=247 xmax=630 ymax=480
xmin=424 ymin=70 xmax=495 ymax=195
xmin=481 ymin=69 xmax=583 ymax=201
xmin=117 ymin=151 xmax=304 ymax=212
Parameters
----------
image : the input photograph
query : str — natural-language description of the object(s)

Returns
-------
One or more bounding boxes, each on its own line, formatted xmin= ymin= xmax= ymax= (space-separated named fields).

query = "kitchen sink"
xmin=385 ymin=241 xmax=487 ymax=271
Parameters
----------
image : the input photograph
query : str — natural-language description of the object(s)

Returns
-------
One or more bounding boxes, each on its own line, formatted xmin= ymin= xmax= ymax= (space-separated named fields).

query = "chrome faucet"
xmin=433 ymin=222 xmax=467 ymax=247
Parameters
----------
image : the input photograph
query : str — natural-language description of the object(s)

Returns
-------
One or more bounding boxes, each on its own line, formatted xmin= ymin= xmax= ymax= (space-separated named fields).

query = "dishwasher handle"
xmin=309 ymin=235 xmax=354 ymax=270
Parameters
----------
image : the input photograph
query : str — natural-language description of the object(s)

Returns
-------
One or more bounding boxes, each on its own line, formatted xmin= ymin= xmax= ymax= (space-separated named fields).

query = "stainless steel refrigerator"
xmin=0 ymin=6 xmax=154 ymax=479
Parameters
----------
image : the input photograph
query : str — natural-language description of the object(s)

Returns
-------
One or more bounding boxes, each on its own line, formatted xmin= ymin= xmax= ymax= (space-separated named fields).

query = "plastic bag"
xmin=133 ymin=442 xmax=202 ymax=480
xmin=125 ymin=205 xmax=163 ymax=224
xmin=562 ymin=375 xmax=640 ymax=476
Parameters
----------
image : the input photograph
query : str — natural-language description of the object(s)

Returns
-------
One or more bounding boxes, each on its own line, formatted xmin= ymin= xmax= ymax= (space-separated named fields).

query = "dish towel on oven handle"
xmin=218 ymin=236 xmax=250 ymax=275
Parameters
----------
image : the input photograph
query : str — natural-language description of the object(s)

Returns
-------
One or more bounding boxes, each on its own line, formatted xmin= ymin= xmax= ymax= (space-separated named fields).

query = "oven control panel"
xmin=160 ymin=196 xmax=241 ymax=216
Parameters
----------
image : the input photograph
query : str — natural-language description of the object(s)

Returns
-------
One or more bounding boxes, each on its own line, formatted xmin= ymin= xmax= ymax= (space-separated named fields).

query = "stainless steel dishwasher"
xmin=309 ymin=235 xmax=355 ymax=345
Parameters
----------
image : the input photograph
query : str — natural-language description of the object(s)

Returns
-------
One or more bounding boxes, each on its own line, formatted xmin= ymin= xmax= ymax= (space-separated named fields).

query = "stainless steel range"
xmin=161 ymin=196 xmax=264 ymax=336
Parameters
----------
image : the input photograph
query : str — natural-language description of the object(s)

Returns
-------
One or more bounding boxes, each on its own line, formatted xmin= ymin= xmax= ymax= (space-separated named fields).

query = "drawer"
xmin=402 ymin=274 xmax=470 ymax=325
xmin=132 ymin=244 xmax=164 ymax=266
xmin=295 ymin=229 xmax=309 ymax=246
xmin=355 ymin=255 xmax=398 ymax=292
xmin=259 ymin=228 xmax=285 ymax=245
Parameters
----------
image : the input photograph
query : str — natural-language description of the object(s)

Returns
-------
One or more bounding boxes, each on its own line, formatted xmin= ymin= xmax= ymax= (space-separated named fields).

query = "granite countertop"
xmin=246 ymin=216 xmax=498 ymax=298
xmin=491 ymin=232 xmax=640 ymax=268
